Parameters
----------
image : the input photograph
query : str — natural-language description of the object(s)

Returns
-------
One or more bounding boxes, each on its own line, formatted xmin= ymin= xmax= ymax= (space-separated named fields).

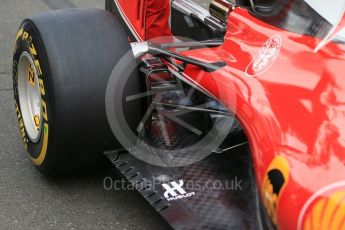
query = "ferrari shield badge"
xmin=246 ymin=35 xmax=282 ymax=77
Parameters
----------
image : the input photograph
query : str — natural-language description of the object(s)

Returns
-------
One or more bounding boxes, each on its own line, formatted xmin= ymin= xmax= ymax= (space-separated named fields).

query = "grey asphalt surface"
xmin=0 ymin=0 xmax=175 ymax=229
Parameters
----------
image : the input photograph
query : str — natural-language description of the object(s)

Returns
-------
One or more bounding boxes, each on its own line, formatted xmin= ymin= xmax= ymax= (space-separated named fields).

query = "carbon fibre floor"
xmin=105 ymin=140 xmax=261 ymax=229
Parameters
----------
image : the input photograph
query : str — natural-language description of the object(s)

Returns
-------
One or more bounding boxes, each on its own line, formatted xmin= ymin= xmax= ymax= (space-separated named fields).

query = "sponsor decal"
xmin=262 ymin=155 xmax=289 ymax=225
xmin=162 ymin=180 xmax=195 ymax=201
xmin=34 ymin=115 xmax=40 ymax=131
xmin=28 ymin=64 xmax=35 ymax=86
xmin=14 ymin=28 xmax=49 ymax=165
xmin=15 ymin=101 xmax=28 ymax=148
xmin=246 ymin=35 xmax=282 ymax=77
xmin=298 ymin=181 xmax=345 ymax=230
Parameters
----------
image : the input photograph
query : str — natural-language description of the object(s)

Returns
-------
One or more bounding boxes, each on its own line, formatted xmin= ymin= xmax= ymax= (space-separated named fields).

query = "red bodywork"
xmin=115 ymin=0 xmax=172 ymax=40
xmin=115 ymin=0 xmax=345 ymax=229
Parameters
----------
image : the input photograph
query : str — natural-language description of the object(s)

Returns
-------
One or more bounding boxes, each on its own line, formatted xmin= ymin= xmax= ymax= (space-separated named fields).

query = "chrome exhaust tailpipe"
xmin=209 ymin=0 xmax=234 ymax=24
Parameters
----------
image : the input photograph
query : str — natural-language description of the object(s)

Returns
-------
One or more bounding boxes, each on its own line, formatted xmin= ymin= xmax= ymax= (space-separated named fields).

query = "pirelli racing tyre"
xmin=12 ymin=9 xmax=131 ymax=176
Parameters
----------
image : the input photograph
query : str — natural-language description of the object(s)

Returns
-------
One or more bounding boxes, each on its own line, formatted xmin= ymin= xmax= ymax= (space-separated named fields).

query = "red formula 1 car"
xmin=12 ymin=0 xmax=345 ymax=229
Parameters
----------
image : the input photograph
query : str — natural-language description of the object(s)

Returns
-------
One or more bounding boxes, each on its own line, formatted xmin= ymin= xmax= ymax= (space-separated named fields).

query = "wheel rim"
xmin=17 ymin=52 xmax=43 ymax=143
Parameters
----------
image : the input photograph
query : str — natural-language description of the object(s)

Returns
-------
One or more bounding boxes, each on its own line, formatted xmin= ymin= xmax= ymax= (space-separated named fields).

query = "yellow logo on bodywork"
xmin=303 ymin=190 xmax=345 ymax=230
xmin=262 ymin=156 xmax=290 ymax=225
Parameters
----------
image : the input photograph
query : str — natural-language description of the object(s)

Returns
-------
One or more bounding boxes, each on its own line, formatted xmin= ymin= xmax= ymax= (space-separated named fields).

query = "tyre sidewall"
xmin=13 ymin=20 xmax=56 ymax=171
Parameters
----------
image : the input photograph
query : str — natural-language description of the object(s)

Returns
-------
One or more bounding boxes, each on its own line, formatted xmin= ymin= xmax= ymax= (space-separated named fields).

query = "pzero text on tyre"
xmin=13 ymin=9 xmax=132 ymax=175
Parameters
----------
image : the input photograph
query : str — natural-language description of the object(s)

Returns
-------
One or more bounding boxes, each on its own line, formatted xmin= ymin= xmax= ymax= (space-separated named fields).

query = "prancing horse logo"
xmin=246 ymin=35 xmax=282 ymax=77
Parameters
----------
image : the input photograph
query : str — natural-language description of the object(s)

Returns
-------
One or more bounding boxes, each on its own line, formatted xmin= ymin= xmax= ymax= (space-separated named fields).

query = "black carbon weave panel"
xmin=105 ymin=142 xmax=260 ymax=230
